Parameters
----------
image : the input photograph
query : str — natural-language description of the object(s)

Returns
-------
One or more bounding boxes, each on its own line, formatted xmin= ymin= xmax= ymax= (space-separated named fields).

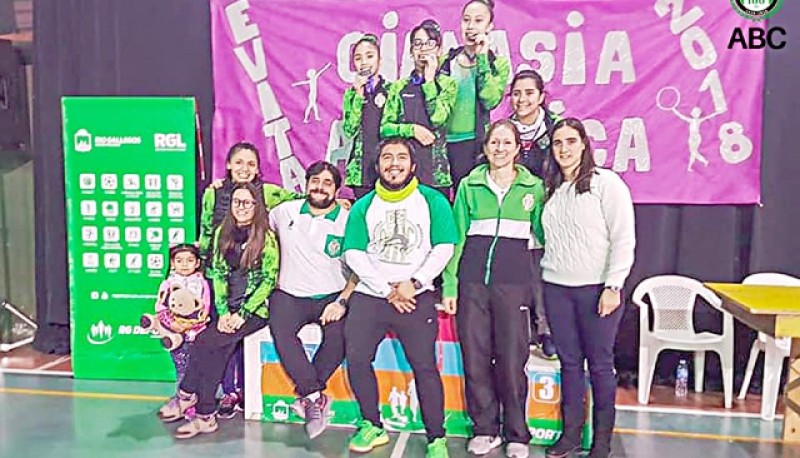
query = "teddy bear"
xmin=140 ymin=283 xmax=209 ymax=351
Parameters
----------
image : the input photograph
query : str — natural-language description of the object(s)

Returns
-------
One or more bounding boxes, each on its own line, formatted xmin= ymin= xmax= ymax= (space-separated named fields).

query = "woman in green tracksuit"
xmin=440 ymin=0 xmax=511 ymax=189
xmin=380 ymin=19 xmax=457 ymax=193
xmin=442 ymin=120 xmax=545 ymax=458
xmin=342 ymin=34 xmax=388 ymax=198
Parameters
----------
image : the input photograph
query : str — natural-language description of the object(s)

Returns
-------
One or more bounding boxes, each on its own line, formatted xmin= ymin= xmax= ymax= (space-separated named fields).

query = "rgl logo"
xmin=154 ymin=133 xmax=187 ymax=151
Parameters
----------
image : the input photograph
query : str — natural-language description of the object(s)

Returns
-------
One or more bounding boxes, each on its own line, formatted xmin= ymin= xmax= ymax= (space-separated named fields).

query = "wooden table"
xmin=705 ymin=283 xmax=800 ymax=442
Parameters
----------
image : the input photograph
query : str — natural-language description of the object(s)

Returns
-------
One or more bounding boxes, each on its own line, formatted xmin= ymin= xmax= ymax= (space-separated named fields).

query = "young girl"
xmin=381 ymin=19 xmax=457 ymax=193
xmin=159 ymin=244 xmax=211 ymax=377
xmin=442 ymin=120 xmax=544 ymax=458
xmin=508 ymin=69 xmax=560 ymax=359
xmin=159 ymin=182 xmax=279 ymax=438
xmin=440 ymin=0 xmax=511 ymax=188
xmin=343 ymin=34 xmax=389 ymax=198
xmin=151 ymin=244 xmax=211 ymax=418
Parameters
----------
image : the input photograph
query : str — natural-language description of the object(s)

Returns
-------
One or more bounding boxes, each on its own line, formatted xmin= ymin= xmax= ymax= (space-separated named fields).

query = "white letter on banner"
xmin=380 ymin=11 xmax=399 ymax=81
xmin=654 ymin=0 xmax=704 ymax=35
xmin=583 ymin=119 xmax=608 ymax=166
xmin=234 ymin=38 xmax=267 ymax=82
xmin=225 ymin=0 xmax=259 ymax=45
xmin=614 ymin=118 xmax=651 ymax=172
xmin=399 ymin=32 xmax=415 ymax=79
xmin=596 ymin=32 xmax=635 ymax=85
xmin=256 ymin=80 xmax=282 ymax=122
xmin=337 ymin=32 xmax=362 ymax=83
xmin=680 ymin=26 xmax=717 ymax=70
xmin=563 ymin=11 xmax=587 ymax=86
xmin=266 ymin=118 xmax=306 ymax=192
xmin=519 ymin=31 xmax=557 ymax=82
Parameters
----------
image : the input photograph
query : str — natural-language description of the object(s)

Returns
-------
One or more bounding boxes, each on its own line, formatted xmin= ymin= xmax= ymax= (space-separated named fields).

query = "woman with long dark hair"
xmin=541 ymin=119 xmax=635 ymax=458
xmin=157 ymin=182 xmax=279 ymax=439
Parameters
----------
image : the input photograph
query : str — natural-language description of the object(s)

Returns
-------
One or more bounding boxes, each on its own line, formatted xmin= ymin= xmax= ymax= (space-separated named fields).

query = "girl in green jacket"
xmin=160 ymin=182 xmax=279 ymax=439
xmin=342 ymin=34 xmax=389 ymax=198
xmin=442 ymin=120 xmax=545 ymax=458
xmin=380 ymin=19 xmax=457 ymax=193
xmin=440 ymin=0 xmax=511 ymax=189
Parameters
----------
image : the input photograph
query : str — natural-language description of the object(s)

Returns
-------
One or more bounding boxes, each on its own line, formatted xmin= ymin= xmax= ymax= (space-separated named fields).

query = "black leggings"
xmin=179 ymin=316 xmax=268 ymax=415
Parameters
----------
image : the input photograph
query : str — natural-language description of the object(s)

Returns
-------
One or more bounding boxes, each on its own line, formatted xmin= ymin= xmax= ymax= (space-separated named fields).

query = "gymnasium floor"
xmin=1 ymin=371 xmax=797 ymax=458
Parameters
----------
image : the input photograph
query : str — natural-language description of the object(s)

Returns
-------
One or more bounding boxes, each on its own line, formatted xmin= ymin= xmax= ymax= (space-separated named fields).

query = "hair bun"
xmin=422 ymin=19 xmax=441 ymax=32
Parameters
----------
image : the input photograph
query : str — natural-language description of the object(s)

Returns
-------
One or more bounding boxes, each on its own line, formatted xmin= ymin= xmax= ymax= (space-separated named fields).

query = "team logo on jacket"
xmin=369 ymin=209 xmax=422 ymax=265
xmin=536 ymin=136 xmax=550 ymax=150
xmin=325 ymin=235 xmax=344 ymax=258
xmin=374 ymin=93 xmax=386 ymax=109
xmin=523 ymin=193 xmax=535 ymax=212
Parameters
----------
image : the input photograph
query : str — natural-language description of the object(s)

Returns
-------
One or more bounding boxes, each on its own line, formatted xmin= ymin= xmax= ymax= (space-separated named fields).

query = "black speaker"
xmin=0 ymin=39 xmax=28 ymax=152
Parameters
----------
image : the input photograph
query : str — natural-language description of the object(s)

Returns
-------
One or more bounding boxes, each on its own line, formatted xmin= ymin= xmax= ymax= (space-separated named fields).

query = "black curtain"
xmin=32 ymin=0 xmax=214 ymax=353
xmin=32 ymin=0 xmax=800 ymax=393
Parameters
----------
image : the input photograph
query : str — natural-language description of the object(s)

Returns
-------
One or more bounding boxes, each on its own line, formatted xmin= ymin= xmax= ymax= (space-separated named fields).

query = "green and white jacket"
xmin=442 ymin=164 xmax=545 ymax=298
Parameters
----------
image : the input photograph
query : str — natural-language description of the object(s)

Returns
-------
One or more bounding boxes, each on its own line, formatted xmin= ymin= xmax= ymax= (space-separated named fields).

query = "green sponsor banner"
xmin=62 ymin=97 xmax=197 ymax=381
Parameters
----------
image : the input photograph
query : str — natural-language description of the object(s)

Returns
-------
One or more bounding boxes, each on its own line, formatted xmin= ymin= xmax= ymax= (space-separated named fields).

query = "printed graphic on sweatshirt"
xmin=368 ymin=209 xmax=422 ymax=265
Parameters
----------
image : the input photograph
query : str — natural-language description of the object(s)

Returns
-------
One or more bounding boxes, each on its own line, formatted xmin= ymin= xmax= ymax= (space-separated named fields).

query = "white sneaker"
xmin=506 ymin=442 xmax=530 ymax=458
xmin=467 ymin=435 xmax=502 ymax=455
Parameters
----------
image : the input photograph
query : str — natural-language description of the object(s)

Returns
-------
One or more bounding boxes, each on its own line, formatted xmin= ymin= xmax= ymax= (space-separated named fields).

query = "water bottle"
xmin=675 ymin=359 xmax=689 ymax=398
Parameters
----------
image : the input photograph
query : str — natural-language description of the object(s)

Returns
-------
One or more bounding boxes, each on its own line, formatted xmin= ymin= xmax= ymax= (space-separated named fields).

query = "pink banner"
xmin=210 ymin=0 xmax=763 ymax=204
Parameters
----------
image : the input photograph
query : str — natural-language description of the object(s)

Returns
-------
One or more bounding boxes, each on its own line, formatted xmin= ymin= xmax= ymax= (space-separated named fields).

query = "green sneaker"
xmin=349 ymin=420 xmax=390 ymax=452
xmin=426 ymin=437 xmax=449 ymax=458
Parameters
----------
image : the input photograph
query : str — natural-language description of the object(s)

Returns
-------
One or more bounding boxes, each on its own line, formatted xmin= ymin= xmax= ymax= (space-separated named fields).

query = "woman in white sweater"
xmin=541 ymin=118 xmax=635 ymax=458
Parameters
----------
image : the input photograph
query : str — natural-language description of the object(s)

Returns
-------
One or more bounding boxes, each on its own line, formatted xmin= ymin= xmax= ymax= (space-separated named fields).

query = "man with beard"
xmin=342 ymin=138 xmax=457 ymax=458
xmin=267 ymin=161 xmax=355 ymax=439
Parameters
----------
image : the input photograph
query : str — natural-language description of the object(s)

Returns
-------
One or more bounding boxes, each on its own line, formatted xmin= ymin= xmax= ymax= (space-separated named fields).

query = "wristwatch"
xmin=605 ymin=285 xmax=622 ymax=293
xmin=411 ymin=278 xmax=423 ymax=290
xmin=337 ymin=296 xmax=349 ymax=308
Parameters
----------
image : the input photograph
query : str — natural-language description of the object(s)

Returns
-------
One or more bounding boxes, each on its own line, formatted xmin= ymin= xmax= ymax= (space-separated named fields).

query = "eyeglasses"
xmin=232 ymin=198 xmax=256 ymax=209
xmin=412 ymin=39 xmax=438 ymax=50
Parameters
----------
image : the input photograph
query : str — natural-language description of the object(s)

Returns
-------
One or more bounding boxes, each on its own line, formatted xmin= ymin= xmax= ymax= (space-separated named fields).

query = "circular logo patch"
xmin=374 ymin=93 xmax=386 ymax=109
xmin=731 ymin=0 xmax=783 ymax=21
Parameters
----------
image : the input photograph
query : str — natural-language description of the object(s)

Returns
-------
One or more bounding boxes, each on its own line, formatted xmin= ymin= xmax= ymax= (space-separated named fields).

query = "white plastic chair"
xmin=633 ymin=275 xmax=733 ymax=408
xmin=738 ymin=272 xmax=800 ymax=421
